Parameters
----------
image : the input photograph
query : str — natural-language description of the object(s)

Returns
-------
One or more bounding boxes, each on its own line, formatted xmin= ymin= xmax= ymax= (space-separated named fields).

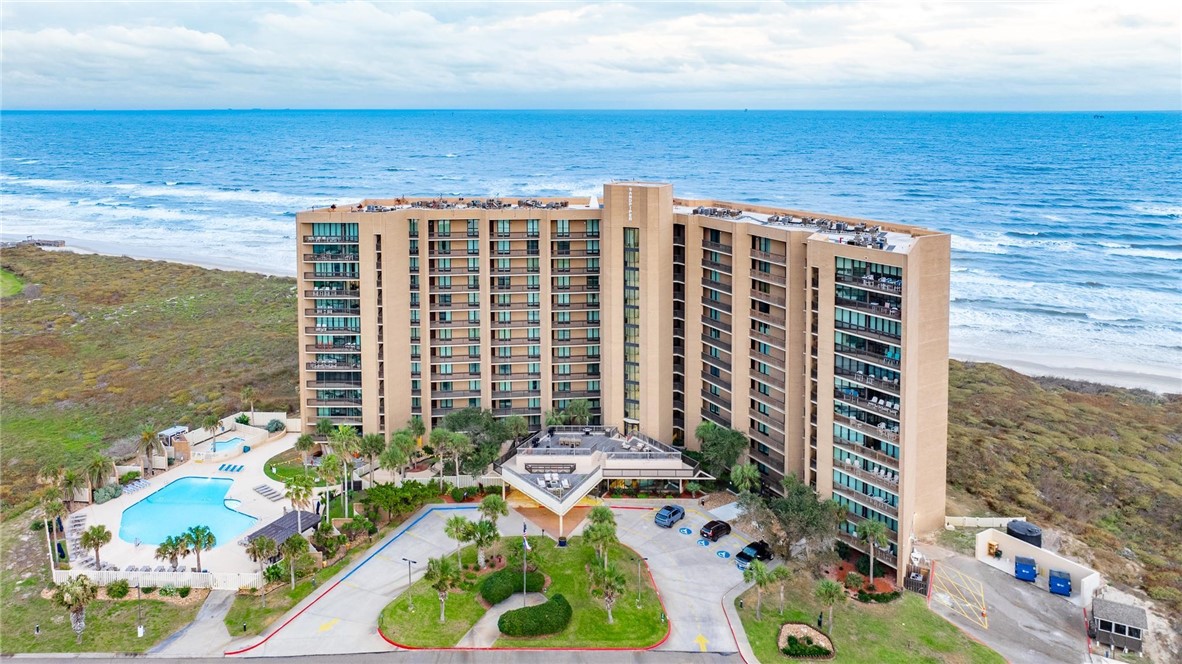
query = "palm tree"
xmin=857 ymin=519 xmax=889 ymax=587
xmin=428 ymin=428 xmax=453 ymax=491
xmin=43 ymin=497 xmax=66 ymax=564
xmin=406 ymin=416 xmax=426 ymax=455
xmin=315 ymin=418 xmax=334 ymax=439
xmin=583 ymin=520 xmax=618 ymax=570
xmin=772 ymin=565 xmax=793 ymax=615
xmin=284 ymin=474 xmax=314 ymax=535
xmin=185 ymin=525 xmax=216 ymax=572
xmin=444 ymin=515 xmax=471 ymax=567
xmin=240 ymin=385 xmax=256 ymax=424
xmin=381 ymin=431 xmax=414 ymax=486
xmin=469 ymin=520 xmax=499 ymax=569
xmin=694 ymin=419 xmax=719 ymax=446
xmin=503 ymin=415 xmax=529 ymax=443
xmin=563 ymin=398 xmax=592 ymax=425
xmin=137 ymin=429 xmax=164 ymax=478
xmin=742 ymin=560 xmax=774 ymax=620
xmin=329 ymin=425 xmax=360 ymax=515
xmin=60 ymin=469 xmax=85 ymax=512
xmin=202 ymin=412 xmax=222 ymax=443
xmin=52 ymin=575 xmax=98 ymax=644
xmin=155 ymin=536 xmax=179 ymax=569
xmin=815 ymin=578 xmax=845 ymax=633
xmin=294 ymin=433 xmax=315 ymax=472
xmin=543 ymin=409 xmax=566 ymax=426
xmin=424 ymin=555 xmax=461 ymax=623
xmin=80 ymin=525 xmax=111 ymax=568
xmin=588 ymin=505 xmax=616 ymax=527
xmin=359 ymin=433 xmax=386 ymax=488
xmin=281 ymin=534 xmax=308 ymax=589
xmin=245 ymin=536 xmax=278 ymax=607
xmin=730 ymin=462 xmax=761 ymax=494
xmin=84 ymin=454 xmax=114 ymax=503
xmin=685 ymin=481 xmax=703 ymax=498
xmin=318 ymin=454 xmax=343 ymax=520
xmin=591 ymin=562 xmax=627 ymax=624
xmin=478 ymin=494 xmax=509 ymax=529
xmin=446 ymin=431 xmax=472 ymax=488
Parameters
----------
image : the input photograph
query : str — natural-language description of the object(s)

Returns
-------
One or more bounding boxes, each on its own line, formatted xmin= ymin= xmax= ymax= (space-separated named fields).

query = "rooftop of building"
xmin=1092 ymin=598 xmax=1148 ymax=629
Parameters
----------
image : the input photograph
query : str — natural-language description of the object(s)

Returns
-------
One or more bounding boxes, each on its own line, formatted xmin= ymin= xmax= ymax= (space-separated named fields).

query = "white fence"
xmin=945 ymin=516 xmax=1025 ymax=529
xmin=53 ymin=568 xmax=261 ymax=590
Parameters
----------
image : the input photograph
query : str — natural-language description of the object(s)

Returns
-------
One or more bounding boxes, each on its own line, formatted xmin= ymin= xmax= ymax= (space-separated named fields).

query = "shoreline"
xmin=10 ymin=239 xmax=1179 ymax=395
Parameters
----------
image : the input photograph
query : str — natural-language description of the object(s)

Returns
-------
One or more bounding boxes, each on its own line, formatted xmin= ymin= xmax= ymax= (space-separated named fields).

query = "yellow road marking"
xmin=693 ymin=634 xmax=709 ymax=652
xmin=318 ymin=618 xmax=340 ymax=632
xmin=931 ymin=564 xmax=988 ymax=629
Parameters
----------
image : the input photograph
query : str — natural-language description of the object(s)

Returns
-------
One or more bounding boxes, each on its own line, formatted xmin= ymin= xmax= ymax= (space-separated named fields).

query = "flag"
xmin=523 ymin=523 xmax=531 ymax=551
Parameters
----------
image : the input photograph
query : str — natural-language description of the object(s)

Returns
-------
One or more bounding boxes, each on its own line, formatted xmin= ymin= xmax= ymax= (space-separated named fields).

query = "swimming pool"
xmin=119 ymin=477 xmax=256 ymax=546
xmin=212 ymin=436 xmax=246 ymax=453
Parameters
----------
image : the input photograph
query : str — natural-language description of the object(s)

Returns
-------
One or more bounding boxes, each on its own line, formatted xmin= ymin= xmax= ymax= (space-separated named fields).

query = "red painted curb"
xmin=1081 ymin=607 xmax=1091 ymax=654
xmin=926 ymin=559 xmax=936 ymax=605
xmin=608 ymin=505 xmax=656 ymax=511
xmin=721 ymin=593 xmax=751 ymax=664
xmin=224 ymin=577 xmax=345 ymax=656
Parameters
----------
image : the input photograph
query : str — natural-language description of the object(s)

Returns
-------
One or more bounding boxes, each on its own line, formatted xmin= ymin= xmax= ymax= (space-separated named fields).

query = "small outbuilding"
xmin=1090 ymin=597 xmax=1147 ymax=654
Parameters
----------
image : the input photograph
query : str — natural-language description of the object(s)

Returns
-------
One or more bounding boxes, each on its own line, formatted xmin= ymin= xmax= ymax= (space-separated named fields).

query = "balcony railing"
xmin=304 ymin=272 xmax=359 ymax=280
xmin=835 ymin=320 xmax=900 ymax=344
xmin=834 ymin=367 xmax=900 ymax=396
xmin=703 ymin=240 xmax=732 ymax=254
xmin=553 ymin=283 xmax=600 ymax=293
xmin=833 ymin=413 xmax=899 ymax=443
xmin=304 ymin=235 xmax=359 ymax=244
xmin=836 ymin=531 xmax=898 ymax=568
xmin=433 ymin=389 xmax=482 ymax=399
xmin=750 ymin=407 xmax=785 ymax=429
xmin=431 ymin=300 xmax=479 ymax=310
xmin=305 ymin=289 xmax=359 ymax=298
xmin=702 ymin=336 xmax=732 ymax=353
xmin=835 ymin=273 xmax=903 ymax=295
xmin=305 ymin=343 xmax=360 ymax=353
xmin=835 ymin=459 xmax=899 ymax=493
xmin=492 ymin=284 xmax=541 ymax=292
xmin=553 ymin=337 xmax=597 ymax=346
xmin=306 ymin=361 xmax=361 ymax=370
xmin=835 ymin=344 xmax=900 ymax=369
xmin=750 ymin=309 xmax=784 ymax=328
xmin=491 ymin=389 xmax=539 ymax=398
xmin=752 ymin=270 xmax=787 ymax=287
xmin=835 ymin=297 xmax=901 ymax=320
xmin=492 ymin=407 xmax=539 ymax=416
xmin=493 ymin=301 xmax=540 ymax=310
xmin=701 ymin=315 xmax=731 ymax=333
xmin=304 ymin=253 xmax=359 ymax=262
xmin=304 ymin=325 xmax=360 ymax=334
xmin=305 ymin=307 xmax=360 ymax=316
xmin=751 ymin=248 xmax=787 ymax=263
xmin=752 ymin=290 xmax=786 ymax=307
xmin=306 ymin=398 xmax=362 ymax=407
xmin=701 ymin=368 xmax=732 ymax=391
xmin=833 ymin=487 xmax=899 ymax=518
xmin=750 ymin=333 xmax=787 ymax=355
xmin=702 ymin=277 xmax=731 ymax=292
xmin=833 ymin=389 xmax=900 ymax=419
xmin=832 ymin=436 xmax=899 ymax=470
xmin=751 ymin=370 xmax=785 ymax=390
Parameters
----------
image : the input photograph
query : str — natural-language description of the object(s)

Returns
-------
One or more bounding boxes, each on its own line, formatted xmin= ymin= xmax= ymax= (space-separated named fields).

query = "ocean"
xmin=1 ymin=110 xmax=1179 ymax=390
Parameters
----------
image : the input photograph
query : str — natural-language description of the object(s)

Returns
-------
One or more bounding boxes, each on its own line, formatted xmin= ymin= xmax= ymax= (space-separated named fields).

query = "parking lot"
xmin=927 ymin=549 xmax=1088 ymax=664
xmin=609 ymin=502 xmax=756 ymax=654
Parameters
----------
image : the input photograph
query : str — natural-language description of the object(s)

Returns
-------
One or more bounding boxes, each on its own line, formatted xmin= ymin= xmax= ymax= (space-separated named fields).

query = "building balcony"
xmin=492 ymin=407 xmax=539 ymax=416
xmin=554 ymin=301 xmax=599 ymax=310
xmin=701 ymin=350 xmax=731 ymax=371
xmin=702 ymin=336 xmax=732 ymax=353
xmin=553 ymin=337 xmax=598 ymax=346
xmin=751 ymin=270 xmax=787 ymax=287
xmin=492 ymin=284 xmax=542 ymax=292
xmin=834 ymin=367 xmax=900 ymax=396
xmin=491 ymin=231 xmax=539 ymax=239
xmin=433 ymin=370 xmax=481 ymax=380
xmin=846 ymin=512 xmax=898 ymax=535
xmin=835 ymin=273 xmax=903 ymax=295
xmin=558 ymin=372 xmax=602 ymax=380
xmin=835 ymin=297 xmax=901 ymax=320
xmin=305 ymin=306 xmax=360 ymax=316
xmin=833 ymin=389 xmax=900 ymax=419
xmin=551 ymin=231 xmax=600 ymax=239
xmin=553 ymin=319 xmax=599 ymax=328
xmin=554 ymin=389 xmax=599 ymax=399
xmin=305 ymin=288 xmax=359 ymax=298
xmin=552 ymin=284 xmax=599 ymax=293
xmin=835 ymin=320 xmax=900 ymax=344
xmin=431 ymin=300 xmax=479 ymax=310
xmin=552 ymin=248 xmax=600 ymax=257
xmin=304 ymin=325 xmax=360 ymax=334
xmin=833 ymin=486 xmax=899 ymax=519
xmin=306 ymin=397 xmax=362 ymax=407
xmin=433 ymin=389 xmax=482 ymax=399
xmin=303 ymin=235 xmax=359 ymax=244
xmin=306 ymin=361 xmax=361 ymax=370
xmin=752 ymin=290 xmax=787 ymax=308
xmin=836 ymin=531 xmax=898 ymax=568
xmin=491 ymin=389 xmax=539 ymax=398
xmin=833 ymin=413 xmax=900 ymax=443
xmin=750 ymin=309 xmax=785 ymax=328
xmin=701 ymin=315 xmax=731 ymax=333
xmin=750 ymin=407 xmax=785 ymax=429
xmin=751 ymin=248 xmax=787 ymax=263
xmin=305 ymin=343 xmax=361 ymax=353
xmin=703 ymin=240 xmax=732 ymax=254
xmin=751 ymin=369 xmax=786 ymax=390
xmin=491 ymin=249 xmax=537 ymax=257
xmin=304 ymin=272 xmax=359 ymax=280
xmin=702 ymin=277 xmax=731 ymax=292
xmin=701 ymin=389 xmax=731 ymax=410
xmin=304 ymin=253 xmax=359 ymax=263
xmin=750 ymin=344 xmax=787 ymax=364
xmin=306 ymin=380 xmax=362 ymax=389
xmin=832 ymin=436 xmax=899 ymax=470
xmin=835 ymin=459 xmax=899 ymax=493
xmin=701 ymin=368 xmax=732 ymax=391
xmin=701 ymin=408 xmax=730 ymax=427
xmin=430 ymin=318 xmax=479 ymax=328
xmin=834 ymin=344 xmax=900 ymax=370
xmin=491 ymin=319 xmax=538 ymax=329
xmin=491 ymin=337 xmax=538 ymax=347
xmin=493 ymin=301 xmax=540 ymax=310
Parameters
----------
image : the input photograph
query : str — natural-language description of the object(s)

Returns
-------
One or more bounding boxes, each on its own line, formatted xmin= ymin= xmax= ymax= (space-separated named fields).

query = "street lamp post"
xmin=636 ymin=556 xmax=648 ymax=607
xmin=401 ymin=557 xmax=417 ymax=612
xmin=136 ymin=580 xmax=144 ymax=638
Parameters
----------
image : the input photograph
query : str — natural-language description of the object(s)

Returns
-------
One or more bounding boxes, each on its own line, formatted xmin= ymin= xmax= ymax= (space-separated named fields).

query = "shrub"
xmin=93 ymin=484 xmax=123 ymax=504
xmin=834 ymin=540 xmax=850 ymax=559
xmin=266 ymin=419 xmax=287 ymax=433
xmin=106 ymin=579 xmax=130 ymax=599
xmin=235 ymin=414 xmax=250 ymax=425
xmin=141 ymin=586 xmax=156 ymax=594
xmin=29 ymin=519 xmax=48 ymax=532
xmin=782 ymin=633 xmax=832 ymax=658
xmin=265 ymin=563 xmax=285 ymax=584
xmin=480 ymin=567 xmax=545 ymax=605
xmin=497 ymin=593 xmax=572 ymax=637
xmin=159 ymin=584 xmax=177 ymax=597
xmin=119 ymin=471 xmax=141 ymax=485
xmin=855 ymin=554 xmax=871 ymax=577
xmin=178 ymin=586 xmax=191 ymax=598
xmin=856 ymin=589 xmax=901 ymax=603
xmin=450 ymin=486 xmax=466 ymax=502
xmin=844 ymin=572 xmax=863 ymax=590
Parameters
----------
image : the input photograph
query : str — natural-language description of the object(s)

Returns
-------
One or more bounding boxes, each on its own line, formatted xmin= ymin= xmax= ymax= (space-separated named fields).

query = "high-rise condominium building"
xmin=297 ymin=182 xmax=949 ymax=582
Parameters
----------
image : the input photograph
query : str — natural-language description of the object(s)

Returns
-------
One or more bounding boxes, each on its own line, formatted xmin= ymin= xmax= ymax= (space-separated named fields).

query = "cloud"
xmin=0 ymin=1 xmax=1178 ymax=109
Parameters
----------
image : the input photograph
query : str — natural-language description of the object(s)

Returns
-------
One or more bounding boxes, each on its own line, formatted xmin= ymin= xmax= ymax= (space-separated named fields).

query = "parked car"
xmin=654 ymin=505 xmax=685 ymax=528
xmin=700 ymin=519 xmax=731 ymax=542
xmin=735 ymin=540 xmax=773 ymax=569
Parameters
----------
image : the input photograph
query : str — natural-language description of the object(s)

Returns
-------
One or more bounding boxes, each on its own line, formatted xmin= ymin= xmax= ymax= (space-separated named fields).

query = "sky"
xmin=1 ymin=1 xmax=1179 ymax=111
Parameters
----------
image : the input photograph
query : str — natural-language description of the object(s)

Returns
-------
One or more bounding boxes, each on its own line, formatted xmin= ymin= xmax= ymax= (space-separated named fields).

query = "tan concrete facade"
xmin=296 ymin=183 xmax=950 ymax=583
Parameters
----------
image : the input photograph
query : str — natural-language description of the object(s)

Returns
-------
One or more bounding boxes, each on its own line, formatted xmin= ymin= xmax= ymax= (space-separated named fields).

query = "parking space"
xmin=926 ymin=550 xmax=1088 ymax=664
xmin=609 ymin=502 xmax=756 ymax=654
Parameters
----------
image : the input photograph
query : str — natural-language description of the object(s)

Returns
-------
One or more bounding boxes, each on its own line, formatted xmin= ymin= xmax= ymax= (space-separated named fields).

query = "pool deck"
xmin=69 ymin=430 xmax=302 ymax=574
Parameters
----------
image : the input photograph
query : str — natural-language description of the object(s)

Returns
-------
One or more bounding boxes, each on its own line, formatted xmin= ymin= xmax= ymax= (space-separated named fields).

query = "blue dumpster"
xmin=1015 ymin=556 xmax=1037 ymax=582
xmin=1048 ymin=570 xmax=1071 ymax=596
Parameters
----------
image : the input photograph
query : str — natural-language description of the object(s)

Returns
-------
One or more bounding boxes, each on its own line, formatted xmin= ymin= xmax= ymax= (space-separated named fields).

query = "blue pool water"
xmin=119 ymin=477 xmax=256 ymax=546
xmin=213 ymin=436 xmax=245 ymax=453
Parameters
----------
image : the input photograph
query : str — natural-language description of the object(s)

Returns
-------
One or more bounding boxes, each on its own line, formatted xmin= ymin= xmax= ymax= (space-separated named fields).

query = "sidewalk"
xmin=455 ymin=592 xmax=548 ymax=647
xmin=721 ymin=579 xmax=758 ymax=664
xmin=149 ymin=589 xmax=235 ymax=657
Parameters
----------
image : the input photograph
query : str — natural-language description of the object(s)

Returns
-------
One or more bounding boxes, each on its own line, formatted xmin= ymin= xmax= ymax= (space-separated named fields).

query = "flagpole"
xmin=522 ymin=522 xmax=527 ymax=608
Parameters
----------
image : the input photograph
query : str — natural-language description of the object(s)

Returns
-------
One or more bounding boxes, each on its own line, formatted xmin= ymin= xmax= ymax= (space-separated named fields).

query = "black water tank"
xmin=1007 ymin=520 xmax=1042 ymax=548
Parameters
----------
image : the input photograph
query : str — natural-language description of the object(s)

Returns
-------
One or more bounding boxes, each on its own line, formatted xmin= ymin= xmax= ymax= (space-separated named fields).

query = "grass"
xmin=737 ymin=578 xmax=1003 ymax=664
xmin=0 ymin=518 xmax=198 ymax=654
xmin=1 ymin=268 xmax=24 ymax=297
xmin=223 ymin=547 xmax=357 ymax=636
xmin=379 ymin=537 xmax=665 ymax=648
xmin=263 ymin=449 xmax=326 ymax=487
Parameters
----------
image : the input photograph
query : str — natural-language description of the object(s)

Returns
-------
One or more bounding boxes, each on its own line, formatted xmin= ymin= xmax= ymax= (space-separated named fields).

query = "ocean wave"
xmin=1103 ymin=247 xmax=1182 ymax=261
xmin=0 ymin=175 xmax=331 ymax=208
xmin=1130 ymin=204 xmax=1182 ymax=218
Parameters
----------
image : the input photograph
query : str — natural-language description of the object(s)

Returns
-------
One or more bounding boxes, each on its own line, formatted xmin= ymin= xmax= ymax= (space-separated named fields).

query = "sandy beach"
xmin=10 ymin=239 xmax=1179 ymax=395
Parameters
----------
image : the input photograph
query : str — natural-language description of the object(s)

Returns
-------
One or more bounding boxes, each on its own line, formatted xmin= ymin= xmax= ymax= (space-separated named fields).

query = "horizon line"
xmin=2 ymin=107 xmax=1179 ymax=114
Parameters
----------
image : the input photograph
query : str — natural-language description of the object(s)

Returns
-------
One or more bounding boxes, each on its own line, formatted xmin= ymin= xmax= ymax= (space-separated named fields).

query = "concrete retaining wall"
xmin=946 ymin=516 xmax=1025 ymax=529
xmin=975 ymin=528 xmax=1102 ymax=607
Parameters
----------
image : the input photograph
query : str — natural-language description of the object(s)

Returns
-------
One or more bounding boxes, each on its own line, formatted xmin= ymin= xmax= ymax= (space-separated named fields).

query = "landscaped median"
xmin=379 ymin=536 xmax=668 ymax=649
xmin=735 ymin=577 xmax=1004 ymax=663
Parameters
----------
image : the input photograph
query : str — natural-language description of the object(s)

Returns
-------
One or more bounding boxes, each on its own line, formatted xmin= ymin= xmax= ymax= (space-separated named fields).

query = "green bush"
xmin=119 ymin=471 xmax=141 ymax=485
xmin=266 ymin=419 xmax=286 ymax=433
xmin=178 ymin=586 xmax=191 ymax=598
xmin=106 ymin=579 xmax=130 ymax=599
xmin=855 ymin=554 xmax=871 ymax=577
xmin=480 ymin=567 xmax=545 ymax=605
xmin=782 ymin=633 xmax=832 ymax=658
xmin=844 ymin=572 xmax=863 ymax=590
xmin=265 ymin=563 xmax=285 ymax=584
xmin=450 ymin=486 xmax=467 ymax=502
xmin=159 ymin=584 xmax=178 ymax=597
xmin=235 ymin=414 xmax=250 ymax=425
xmin=497 ymin=593 xmax=572 ymax=637
xmin=93 ymin=484 xmax=123 ymax=504
xmin=856 ymin=589 xmax=901 ymax=603
xmin=141 ymin=586 xmax=156 ymax=594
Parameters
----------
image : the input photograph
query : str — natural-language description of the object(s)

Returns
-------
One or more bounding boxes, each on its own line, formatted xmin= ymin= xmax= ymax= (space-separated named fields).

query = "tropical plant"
xmin=590 ymin=562 xmax=627 ymax=624
xmin=281 ymin=534 xmax=309 ymax=589
xmin=742 ymin=560 xmax=774 ymax=620
xmin=763 ymin=474 xmax=846 ymax=560
xmin=430 ymin=428 xmax=472 ymax=489
xmin=563 ymin=398 xmax=592 ymax=425
xmin=240 ymin=385 xmax=256 ymax=422
xmin=587 ymin=504 xmax=616 ymax=527
xmin=469 ymin=519 xmax=500 ymax=569
xmin=312 ymin=522 xmax=345 ymax=561
xmin=359 ymin=433 xmax=386 ymax=488
xmin=265 ymin=419 xmax=286 ymax=433
xmin=284 ymin=474 xmax=314 ymax=535
xmin=772 ymin=564 xmax=793 ymax=614
xmin=815 ymin=578 xmax=846 ymax=633
xmin=423 ymin=555 xmax=462 ymax=623
xmin=315 ymin=418 xmax=334 ymax=438
xmin=155 ymin=535 xmax=187 ymax=569
xmin=685 ymin=481 xmax=703 ymax=498
xmin=406 ymin=416 xmax=426 ymax=452
xmin=329 ymin=425 xmax=360 ymax=514
xmin=294 ymin=433 xmax=316 ymax=471
xmin=479 ymin=494 xmax=509 ymax=528
xmin=445 ymin=515 xmax=472 ymax=567
xmin=202 ymin=412 xmax=222 ymax=442
xmin=43 ymin=497 xmax=66 ymax=563
xmin=84 ymin=454 xmax=115 ymax=503
xmin=543 ymin=409 xmax=566 ymax=426
xmin=137 ymin=429 xmax=164 ymax=478
xmin=52 ymin=575 xmax=98 ymax=644
xmin=845 ymin=570 xmax=864 ymax=590
xmin=857 ymin=518 xmax=890 ymax=587
xmin=503 ymin=414 xmax=529 ymax=442
xmin=582 ymin=520 xmax=618 ymax=570
xmin=245 ymin=536 xmax=278 ymax=607
xmin=318 ymin=453 xmax=343 ymax=520
xmin=184 ymin=525 xmax=216 ymax=572
xmin=697 ymin=423 xmax=747 ymax=479
xmin=382 ymin=431 xmax=414 ymax=486
xmin=730 ymin=462 xmax=761 ymax=494
xmin=235 ymin=414 xmax=251 ymax=425
xmin=60 ymin=468 xmax=85 ymax=512
xmin=80 ymin=525 xmax=112 ymax=569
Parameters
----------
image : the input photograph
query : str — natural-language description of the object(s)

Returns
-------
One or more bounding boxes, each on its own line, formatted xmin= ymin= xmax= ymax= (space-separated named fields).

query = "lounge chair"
xmin=156 ymin=565 xmax=168 ymax=572
xmin=177 ymin=565 xmax=187 ymax=573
